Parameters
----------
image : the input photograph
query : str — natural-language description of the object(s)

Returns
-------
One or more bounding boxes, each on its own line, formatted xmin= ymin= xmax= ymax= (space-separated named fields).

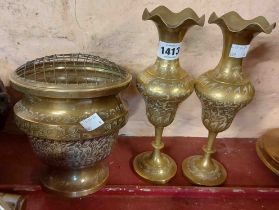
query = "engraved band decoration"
xmin=182 ymin=11 xmax=276 ymax=186
xmin=133 ymin=6 xmax=205 ymax=184
xmin=10 ymin=53 xmax=132 ymax=197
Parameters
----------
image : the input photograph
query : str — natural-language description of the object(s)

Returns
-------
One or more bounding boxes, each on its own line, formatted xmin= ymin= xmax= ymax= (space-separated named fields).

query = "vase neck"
xmin=213 ymin=29 xmax=255 ymax=83
xmin=154 ymin=57 xmax=181 ymax=75
xmin=153 ymin=29 xmax=185 ymax=75
xmin=156 ymin=25 xmax=188 ymax=43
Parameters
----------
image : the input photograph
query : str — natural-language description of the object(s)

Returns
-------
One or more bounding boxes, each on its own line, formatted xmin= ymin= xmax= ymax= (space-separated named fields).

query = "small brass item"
xmin=10 ymin=54 xmax=132 ymax=197
xmin=0 ymin=193 xmax=26 ymax=210
xmin=256 ymin=128 xmax=279 ymax=176
xmin=182 ymin=12 xmax=276 ymax=186
xmin=0 ymin=200 xmax=11 ymax=210
xmin=133 ymin=6 xmax=205 ymax=184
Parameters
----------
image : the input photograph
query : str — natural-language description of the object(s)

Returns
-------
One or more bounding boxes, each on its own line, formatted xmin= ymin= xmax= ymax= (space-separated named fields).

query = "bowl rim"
xmin=10 ymin=53 xmax=132 ymax=98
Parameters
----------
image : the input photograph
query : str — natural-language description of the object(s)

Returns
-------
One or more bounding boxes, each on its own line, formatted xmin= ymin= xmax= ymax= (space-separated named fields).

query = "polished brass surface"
xmin=133 ymin=6 xmax=205 ymax=184
xmin=256 ymin=128 xmax=279 ymax=176
xmin=0 ymin=200 xmax=11 ymax=210
xmin=182 ymin=11 xmax=276 ymax=186
xmin=0 ymin=193 xmax=26 ymax=210
xmin=42 ymin=163 xmax=109 ymax=198
xmin=10 ymin=54 xmax=132 ymax=197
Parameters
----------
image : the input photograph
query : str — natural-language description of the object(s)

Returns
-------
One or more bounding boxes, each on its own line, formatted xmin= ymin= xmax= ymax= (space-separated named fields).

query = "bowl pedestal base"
xmin=41 ymin=162 xmax=109 ymax=198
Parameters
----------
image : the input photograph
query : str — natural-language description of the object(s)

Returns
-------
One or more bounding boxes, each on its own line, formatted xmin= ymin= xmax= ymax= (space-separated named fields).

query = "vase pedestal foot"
xmin=41 ymin=162 xmax=109 ymax=198
xmin=182 ymin=155 xmax=227 ymax=186
xmin=133 ymin=151 xmax=177 ymax=184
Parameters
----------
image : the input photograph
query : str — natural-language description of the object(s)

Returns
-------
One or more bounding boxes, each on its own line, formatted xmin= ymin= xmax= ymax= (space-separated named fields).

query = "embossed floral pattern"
xmin=29 ymin=132 xmax=118 ymax=169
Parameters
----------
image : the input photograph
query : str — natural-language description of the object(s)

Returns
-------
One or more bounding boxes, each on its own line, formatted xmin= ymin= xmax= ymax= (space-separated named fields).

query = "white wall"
xmin=0 ymin=0 xmax=278 ymax=137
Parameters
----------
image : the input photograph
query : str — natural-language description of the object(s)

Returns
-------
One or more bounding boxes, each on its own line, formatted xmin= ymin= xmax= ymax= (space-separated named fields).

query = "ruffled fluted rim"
xmin=208 ymin=11 xmax=276 ymax=34
xmin=142 ymin=5 xmax=205 ymax=29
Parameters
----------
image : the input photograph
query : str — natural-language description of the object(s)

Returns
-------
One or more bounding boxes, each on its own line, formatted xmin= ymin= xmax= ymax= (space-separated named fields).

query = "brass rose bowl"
xmin=133 ymin=6 xmax=205 ymax=184
xmin=10 ymin=54 xmax=132 ymax=197
xmin=182 ymin=12 xmax=276 ymax=186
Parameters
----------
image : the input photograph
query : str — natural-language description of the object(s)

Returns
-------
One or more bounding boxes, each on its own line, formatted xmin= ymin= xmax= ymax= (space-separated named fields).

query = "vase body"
xmin=195 ymin=33 xmax=256 ymax=134
xmin=183 ymin=11 xmax=276 ymax=186
xmin=10 ymin=54 xmax=132 ymax=197
xmin=133 ymin=6 xmax=205 ymax=184
xmin=137 ymin=58 xmax=194 ymax=129
xmin=0 ymin=80 xmax=9 ymax=130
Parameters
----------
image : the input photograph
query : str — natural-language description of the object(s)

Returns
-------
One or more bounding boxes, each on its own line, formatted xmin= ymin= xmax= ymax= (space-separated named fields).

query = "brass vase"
xmin=10 ymin=54 xmax=132 ymax=197
xmin=133 ymin=6 xmax=205 ymax=184
xmin=182 ymin=12 xmax=276 ymax=186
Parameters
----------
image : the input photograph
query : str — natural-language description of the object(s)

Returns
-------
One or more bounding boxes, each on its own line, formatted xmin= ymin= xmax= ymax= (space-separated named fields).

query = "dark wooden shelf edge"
xmin=97 ymin=185 xmax=279 ymax=198
xmin=2 ymin=185 xmax=279 ymax=198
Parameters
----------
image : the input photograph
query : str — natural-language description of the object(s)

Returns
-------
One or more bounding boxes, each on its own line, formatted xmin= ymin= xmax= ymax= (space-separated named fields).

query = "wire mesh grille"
xmin=14 ymin=53 xmax=130 ymax=88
